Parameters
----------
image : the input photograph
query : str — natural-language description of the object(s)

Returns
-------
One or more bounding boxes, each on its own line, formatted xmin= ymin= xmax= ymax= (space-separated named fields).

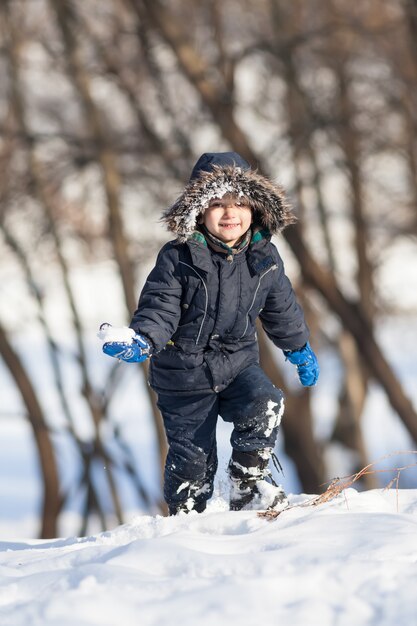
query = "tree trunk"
xmin=0 ymin=324 xmax=61 ymax=538
xmin=286 ymin=224 xmax=417 ymax=445
xmin=257 ymin=324 xmax=323 ymax=493
xmin=335 ymin=332 xmax=379 ymax=489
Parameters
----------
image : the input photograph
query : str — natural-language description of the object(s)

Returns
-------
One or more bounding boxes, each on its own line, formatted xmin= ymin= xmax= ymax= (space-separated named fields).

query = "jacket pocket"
xmin=149 ymin=346 xmax=212 ymax=392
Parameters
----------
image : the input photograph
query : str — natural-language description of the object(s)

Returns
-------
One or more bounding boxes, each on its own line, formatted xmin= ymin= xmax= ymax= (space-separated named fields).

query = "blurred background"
xmin=0 ymin=0 xmax=416 ymax=539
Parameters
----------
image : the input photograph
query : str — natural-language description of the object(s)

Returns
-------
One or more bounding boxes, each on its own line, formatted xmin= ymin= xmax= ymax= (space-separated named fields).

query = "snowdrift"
xmin=1 ymin=489 xmax=417 ymax=626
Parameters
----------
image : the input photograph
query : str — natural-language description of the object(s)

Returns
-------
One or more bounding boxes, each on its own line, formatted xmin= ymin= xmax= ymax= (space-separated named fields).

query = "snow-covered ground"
xmin=1 ymin=488 xmax=417 ymax=626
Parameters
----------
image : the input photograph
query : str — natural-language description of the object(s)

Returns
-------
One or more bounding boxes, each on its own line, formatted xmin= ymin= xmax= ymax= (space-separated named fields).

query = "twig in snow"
xmin=259 ymin=450 xmax=417 ymax=520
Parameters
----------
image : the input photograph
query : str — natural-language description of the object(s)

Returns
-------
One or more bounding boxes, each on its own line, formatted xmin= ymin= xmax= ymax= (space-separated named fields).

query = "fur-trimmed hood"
xmin=162 ymin=152 xmax=296 ymax=241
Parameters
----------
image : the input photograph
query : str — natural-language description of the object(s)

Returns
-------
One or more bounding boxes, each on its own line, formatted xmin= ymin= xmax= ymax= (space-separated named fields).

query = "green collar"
xmin=188 ymin=230 xmax=207 ymax=247
xmin=250 ymin=228 xmax=271 ymax=244
xmin=201 ymin=225 xmax=251 ymax=258
xmin=188 ymin=226 xmax=270 ymax=250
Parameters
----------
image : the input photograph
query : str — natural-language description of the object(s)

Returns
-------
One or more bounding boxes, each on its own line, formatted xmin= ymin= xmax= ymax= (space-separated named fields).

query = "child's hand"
xmin=283 ymin=342 xmax=319 ymax=386
xmin=98 ymin=323 xmax=151 ymax=363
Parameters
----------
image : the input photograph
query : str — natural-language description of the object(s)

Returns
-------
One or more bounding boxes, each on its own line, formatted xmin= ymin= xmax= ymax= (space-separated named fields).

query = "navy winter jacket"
xmin=130 ymin=234 xmax=309 ymax=394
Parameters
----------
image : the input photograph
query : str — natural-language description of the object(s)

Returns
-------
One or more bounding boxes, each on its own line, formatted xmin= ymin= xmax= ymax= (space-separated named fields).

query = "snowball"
xmin=97 ymin=325 xmax=135 ymax=344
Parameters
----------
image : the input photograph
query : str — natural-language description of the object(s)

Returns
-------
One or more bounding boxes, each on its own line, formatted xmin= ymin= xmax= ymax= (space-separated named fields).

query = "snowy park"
xmin=1 ymin=1 xmax=417 ymax=625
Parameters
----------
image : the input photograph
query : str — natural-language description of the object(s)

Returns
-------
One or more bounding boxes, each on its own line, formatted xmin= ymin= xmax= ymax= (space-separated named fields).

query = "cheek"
xmin=202 ymin=210 xmax=219 ymax=230
xmin=199 ymin=209 xmax=208 ymax=224
xmin=242 ymin=211 xmax=252 ymax=229
xmin=201 ymin=213 xmax=212 ymax=229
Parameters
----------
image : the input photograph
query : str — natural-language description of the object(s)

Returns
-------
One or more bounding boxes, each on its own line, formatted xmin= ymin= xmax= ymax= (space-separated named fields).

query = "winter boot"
xmin=169 ymin=500 xmax=207 ymax=515
xmin=168 ymin=478 xmax=211 ymax=515
xmin=228 ymin=449 xmax=288 ymax=512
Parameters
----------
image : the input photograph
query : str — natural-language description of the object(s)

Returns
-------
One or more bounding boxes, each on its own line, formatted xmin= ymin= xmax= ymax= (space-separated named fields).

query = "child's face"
xmin=202 ymin=194 xmax=252 ymax=246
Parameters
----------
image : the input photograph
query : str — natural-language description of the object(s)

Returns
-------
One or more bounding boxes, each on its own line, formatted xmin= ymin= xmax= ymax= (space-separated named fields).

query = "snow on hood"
xmin=163 ymin=162 xmax=296 ymax=242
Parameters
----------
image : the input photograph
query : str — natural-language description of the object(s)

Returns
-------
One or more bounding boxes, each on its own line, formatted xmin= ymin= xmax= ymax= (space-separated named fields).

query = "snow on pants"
xmin=156 ymin=364 xmax=284 ymax=513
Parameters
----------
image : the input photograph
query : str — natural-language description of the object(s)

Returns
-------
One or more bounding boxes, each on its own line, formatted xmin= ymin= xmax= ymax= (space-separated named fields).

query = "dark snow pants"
xmin=156 ymin=364 xmax=284 ymax=514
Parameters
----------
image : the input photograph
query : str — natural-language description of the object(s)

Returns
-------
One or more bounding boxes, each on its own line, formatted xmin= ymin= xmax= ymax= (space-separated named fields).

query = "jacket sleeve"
xmin=129 ymin=243 xmax=183 ymax=352
xmin=259 ymin=247 xmax=310 ymax=351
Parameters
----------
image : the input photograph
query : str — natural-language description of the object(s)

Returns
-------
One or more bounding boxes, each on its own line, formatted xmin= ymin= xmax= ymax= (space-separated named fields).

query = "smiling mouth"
xmin=219 ymin=223 xmax=239 ymax=228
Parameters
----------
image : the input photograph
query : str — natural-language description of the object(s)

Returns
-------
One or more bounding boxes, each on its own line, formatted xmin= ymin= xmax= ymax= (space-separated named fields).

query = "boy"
xmin=100 ymin=152 xmax=319 ymax=515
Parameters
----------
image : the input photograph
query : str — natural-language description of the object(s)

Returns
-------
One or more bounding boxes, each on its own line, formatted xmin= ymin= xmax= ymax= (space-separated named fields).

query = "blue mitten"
xmin=284 ymin=342 xmax=319 ymax=387
xmin=99 ymin=324 xmax=152 ymax=363
xmin=103 ymin=334 xmax=151 ymax=363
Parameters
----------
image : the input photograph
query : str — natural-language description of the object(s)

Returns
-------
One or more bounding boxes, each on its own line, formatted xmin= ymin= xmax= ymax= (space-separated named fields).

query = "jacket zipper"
xmin=239 ymin=264 xmax=277 ymax=339
xmin=179 ymin=261 xmax=208 ymax=345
